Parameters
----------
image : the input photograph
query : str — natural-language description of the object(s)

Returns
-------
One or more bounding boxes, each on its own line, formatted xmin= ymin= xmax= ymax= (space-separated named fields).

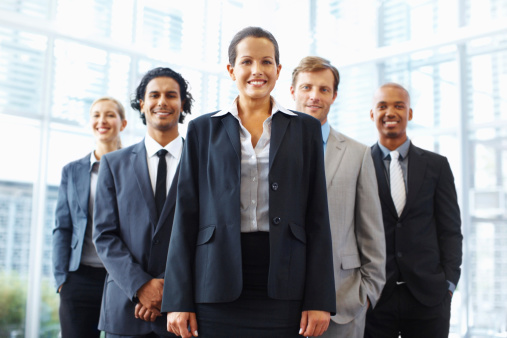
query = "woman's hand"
xmin=167 ymin=312 xmax=198 ymax=337
xmin=299 ymin=310 xmax=330 ymax=337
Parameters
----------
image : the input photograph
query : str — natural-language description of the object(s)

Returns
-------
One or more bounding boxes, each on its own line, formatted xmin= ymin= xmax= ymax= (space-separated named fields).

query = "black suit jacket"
xmin=93 ymin=140 xmax=179 ymax=336
xmin=371 ymin=142 xmax=462 ymax=307
xmin=161 ymin=111 xmax=336 ymax=314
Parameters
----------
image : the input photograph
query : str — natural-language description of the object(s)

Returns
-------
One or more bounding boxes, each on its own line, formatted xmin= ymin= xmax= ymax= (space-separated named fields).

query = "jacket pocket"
xmin=196 ymin=225 xmax=215 ymax=245
xmin=289 ymin=222 xmax=306 ymax=244
xmin=341 ymin=254 xmax=361 ymax=270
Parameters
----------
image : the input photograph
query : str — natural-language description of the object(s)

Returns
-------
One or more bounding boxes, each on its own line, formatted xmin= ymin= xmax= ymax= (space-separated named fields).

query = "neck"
xmin=94 ymin=140 xmax=119 ymax=160
xmin=148 ymin=128 xmax=179 ymax=147
xmin=379 ymin=135 xmax=408 ymax=151
xmin=237 ymin=95 xmax=272 ymax=117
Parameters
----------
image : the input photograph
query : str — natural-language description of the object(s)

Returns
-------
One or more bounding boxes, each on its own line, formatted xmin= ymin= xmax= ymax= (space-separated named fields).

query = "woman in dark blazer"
xmin=52 ymin=96 xmax=127 ymax=338
xmin=162 ymin=27 xmax=335 ymax=338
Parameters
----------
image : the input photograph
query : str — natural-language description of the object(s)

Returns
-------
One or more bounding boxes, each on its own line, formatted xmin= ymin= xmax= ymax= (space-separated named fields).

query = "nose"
xmin=158 ymin=95 xmax=168 ymax=107
xmin=309 ymin=88 xmax=320 ymax=101
xmin=252 ymin=61 xmax=263 ymax=76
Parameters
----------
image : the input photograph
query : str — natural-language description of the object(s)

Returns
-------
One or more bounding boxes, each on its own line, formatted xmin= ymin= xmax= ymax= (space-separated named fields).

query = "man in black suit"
xmin=365 ymin=83 xmax=463 ymax=338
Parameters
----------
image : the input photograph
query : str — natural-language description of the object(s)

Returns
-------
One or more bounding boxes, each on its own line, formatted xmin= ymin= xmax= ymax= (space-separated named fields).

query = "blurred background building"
xmin=0 ymin=0 xmax=506 ymax=336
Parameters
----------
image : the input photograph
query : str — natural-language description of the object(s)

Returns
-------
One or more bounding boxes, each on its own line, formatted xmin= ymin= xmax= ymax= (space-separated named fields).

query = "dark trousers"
xmin=59 ymin=264 xmax=107 ymax=338
xmin=365 ymin=284 xmax=451 ymax=338
xmin=106 ymin=333 xmax=164 ymax=338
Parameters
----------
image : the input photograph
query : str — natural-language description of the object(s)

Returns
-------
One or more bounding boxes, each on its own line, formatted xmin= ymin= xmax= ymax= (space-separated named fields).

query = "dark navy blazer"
xmin=52 ymin=153 xmax=93 ymax=291
xmin=93 ymin=140 xmax=179 ymax=336
xmin=161 ymin=111 xmax=336 ymax=315
xmin=371 ymin=142 xmax=463 ymax=307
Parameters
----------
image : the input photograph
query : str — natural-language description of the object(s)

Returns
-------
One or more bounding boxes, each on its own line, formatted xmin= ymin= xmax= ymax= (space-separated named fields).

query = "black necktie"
xmin=155 ymin=149 xmax=168 ymax=219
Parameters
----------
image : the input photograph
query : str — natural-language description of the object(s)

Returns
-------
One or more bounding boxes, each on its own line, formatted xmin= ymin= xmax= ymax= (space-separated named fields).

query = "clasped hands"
xmin=166 ymin=310 xmax=330 ymax=337
xmin=134 ymin=278 xmax=164 ymax=322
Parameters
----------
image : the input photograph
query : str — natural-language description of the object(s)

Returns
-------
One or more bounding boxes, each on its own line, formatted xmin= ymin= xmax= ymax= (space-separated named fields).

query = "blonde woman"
xmin=52 ymin=97 xmax=127 ymax=338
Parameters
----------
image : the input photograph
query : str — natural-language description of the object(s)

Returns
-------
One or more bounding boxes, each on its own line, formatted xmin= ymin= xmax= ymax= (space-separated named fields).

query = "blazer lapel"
xmin=371 ymin=143 xmax=398 ymax=218
xmin=222 ymin=114 xmax=241 ymax=161
xmin=156 ymin=140 xmax=183 ymax=230
xmin=401 ymin=143 xmax=426 ymax=218
xmin=325 ymin=128 xmax=346 ymax=189
xmin=131 ymin=141 xmax=159 ymax=228
xmin=269 ymin=112 xmax=290 ymax=170
xmin=73 ymin=154 xmax=91 ymax=216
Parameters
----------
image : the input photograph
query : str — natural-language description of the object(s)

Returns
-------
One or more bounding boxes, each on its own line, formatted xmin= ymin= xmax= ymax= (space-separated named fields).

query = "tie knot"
xmin=390 ymin=151 xmax=400 ymax=161
xmin=156 ymin=149 xmax=168 ymax=158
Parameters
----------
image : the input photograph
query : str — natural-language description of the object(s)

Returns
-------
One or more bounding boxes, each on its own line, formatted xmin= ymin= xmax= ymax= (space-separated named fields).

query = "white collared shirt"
xmin=212 ymin=97 xmax=296 ymax=232
xmin=144 ymin=133 xmax=183 ymax=196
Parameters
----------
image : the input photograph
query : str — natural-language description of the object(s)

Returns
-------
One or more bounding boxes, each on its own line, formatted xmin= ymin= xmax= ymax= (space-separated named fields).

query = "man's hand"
xmin=135 ymin=303 xmax=160 ymax=322
xmin=299 ymin=310 xmax=330 ymax=337
xmin=137 ymin=278 xmax=164 ymax=316
xmin=167 ymin=312 xmax=198 ymax=338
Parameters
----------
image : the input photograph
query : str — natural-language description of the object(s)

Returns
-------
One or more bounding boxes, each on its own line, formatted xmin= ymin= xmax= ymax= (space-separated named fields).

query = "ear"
xmin=275 ymin=63 xmax=282 ymax=80
xmin=290 ymin=86 xmax=296 ymax=100
xmin=120 ymin=119 xmax=128 ymax=131
xmin=331 ymin=91 xmax=338 ymax=104
xmin=408 ymin=108 xmax=413 ymax=121
xmin=370 ymin=109 xmax=374 ymax=121
xmin=227 ymin=64 xmax=236 ymax=81
xmin=139 ymin=99 xmax=144 ymax=111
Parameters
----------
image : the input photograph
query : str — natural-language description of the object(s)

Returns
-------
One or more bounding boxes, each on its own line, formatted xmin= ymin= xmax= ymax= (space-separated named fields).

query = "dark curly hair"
xmin=130 ymin=67 xmax=193 ymax=124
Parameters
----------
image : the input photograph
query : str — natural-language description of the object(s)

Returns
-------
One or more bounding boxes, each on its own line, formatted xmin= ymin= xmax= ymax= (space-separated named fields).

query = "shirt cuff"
xmin=447 ymin=280 xmax=456 ymax=293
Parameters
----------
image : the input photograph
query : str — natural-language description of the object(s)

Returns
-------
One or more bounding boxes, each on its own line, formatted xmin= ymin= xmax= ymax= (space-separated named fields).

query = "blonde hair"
xmin=90 ymin=96 xmax=126 ymax=149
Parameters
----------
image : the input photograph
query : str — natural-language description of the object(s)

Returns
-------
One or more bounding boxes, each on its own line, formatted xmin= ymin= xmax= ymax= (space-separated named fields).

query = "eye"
xmin=302 ymin=85 xmax=310 ymax=90
xmin=262 ymin=60 xmax=272 ymax=64
xmin=242 ymin=60 xmax=251 ymax=65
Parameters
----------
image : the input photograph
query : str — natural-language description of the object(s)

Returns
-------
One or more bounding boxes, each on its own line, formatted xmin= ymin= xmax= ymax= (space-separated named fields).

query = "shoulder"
xmin=331 ymin=128 xmax=369 ymax=151
xmin=101 ymin=142 xmax=140 ymax=164
xmin=410 ymin=143 xmax=448 ymax=163
xmin=62 ymin=153 xmax=90 ymax=171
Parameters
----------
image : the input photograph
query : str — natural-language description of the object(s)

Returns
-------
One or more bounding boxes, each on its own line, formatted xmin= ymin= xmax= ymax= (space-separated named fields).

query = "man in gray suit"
xmin=291 ymin=56 xmax=386 ymax=337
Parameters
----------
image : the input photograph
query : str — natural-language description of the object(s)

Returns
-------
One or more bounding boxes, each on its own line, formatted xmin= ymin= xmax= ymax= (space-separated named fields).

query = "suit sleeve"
xmin=302 ymin=120 xmax=336 ymax=314
xmin=434 ymin=158 xmax=463 ymax=286
xmin=161 ymin=120 xmax=200 ymax=313
xmin=355 ymin=146 xmax=386 ymax=309
xmin=93 ymin=155 xmax=153 ymax=301
xmin=52 ymin=165 xmax=73 ymax=292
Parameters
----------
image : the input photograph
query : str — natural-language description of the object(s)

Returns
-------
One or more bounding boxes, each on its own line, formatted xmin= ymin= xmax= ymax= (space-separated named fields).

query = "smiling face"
xmin=227 ymin=37 xmax=281 ymax=102
xmin=370 ymin=85 xmax=413 ymax=148
xmin=90 ymin=99 xmax=126 ymax=145
xmin=140 ymin=76 xmax=182 ymax=137
xmin=290 ymin=69 xmax=337 ymax=125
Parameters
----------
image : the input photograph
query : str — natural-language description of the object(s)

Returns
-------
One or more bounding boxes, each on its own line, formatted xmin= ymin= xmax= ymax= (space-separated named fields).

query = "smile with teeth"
xmin=384 ymin=121 xmax=399 ymax=126
xmin=97 ymin=127 xmax=110 ymax=133
xmin=248 ymin=80 xmax=266 ymax=86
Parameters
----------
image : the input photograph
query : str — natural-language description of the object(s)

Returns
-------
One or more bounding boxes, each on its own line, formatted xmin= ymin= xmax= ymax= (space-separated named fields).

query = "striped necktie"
xmin=389 ymin=151 xmax=406 ymax=217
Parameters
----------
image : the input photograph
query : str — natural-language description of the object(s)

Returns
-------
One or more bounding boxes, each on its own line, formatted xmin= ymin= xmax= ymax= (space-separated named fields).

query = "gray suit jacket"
xmin=52 ymin=153 xmax=92 ymax=290
xmin=93 ymin=140 xmax=179 ymax=336
xmin=325 ymin=127 xmax=386 ymax=324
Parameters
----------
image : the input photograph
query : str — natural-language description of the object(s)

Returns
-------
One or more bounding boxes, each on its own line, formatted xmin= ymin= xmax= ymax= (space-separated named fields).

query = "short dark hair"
xmin=292 ymin=56 xmax=340 ymax=95
xmin=228 ymin=26 xmax=280 ymax=66
xmin=131 ymin=67 xmax=193 ymax=124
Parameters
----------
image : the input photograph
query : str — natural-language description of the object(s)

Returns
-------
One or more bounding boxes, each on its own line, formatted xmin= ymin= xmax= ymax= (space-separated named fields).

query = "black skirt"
xmin=195 ymin=232 xmax=303 ymax=338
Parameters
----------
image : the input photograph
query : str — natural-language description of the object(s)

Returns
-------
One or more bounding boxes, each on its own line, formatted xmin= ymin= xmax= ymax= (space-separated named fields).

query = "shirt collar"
xmin=89 ymin=151 xmax=100 ymax=172
xmin=378 ymin=137 xmax=411 ymax=160
xmin=212 ymin=96 xmax=297 ymax=118
xmin=144 ymin=132 xmax=183 ymax=159
xmin=321 ymin=121 xmax=330 ymax=144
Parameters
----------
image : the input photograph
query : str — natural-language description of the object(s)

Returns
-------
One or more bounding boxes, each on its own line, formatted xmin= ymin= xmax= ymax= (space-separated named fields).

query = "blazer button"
xmin=271 ymin=182 xmax=279 ymax=191
xmin=397 ymin=252 xmax=403 ymax=258
xmin=397 ymin=222 xmax=402 ymax=228
xmin=272 ymin=217 xmax=281 ymax=225
xmin=153 ymin=239 xmax=160 ymax=245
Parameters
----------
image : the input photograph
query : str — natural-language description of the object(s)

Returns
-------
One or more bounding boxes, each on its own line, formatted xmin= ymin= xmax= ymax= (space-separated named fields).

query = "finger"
xmin=302 ymin=318 xmax=316 ymax=337
xmin=150 ymin=311 xmax=158 ymax=322
xmin=299 ymin=311 xmax=308 ymax=335
xmin=176 ymin=317 xmax=191 ymax=338
xmin=134 ymin=304 xmax=141 ymax=318
xmin=190 ymin=312 xmax=199 ymax=336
